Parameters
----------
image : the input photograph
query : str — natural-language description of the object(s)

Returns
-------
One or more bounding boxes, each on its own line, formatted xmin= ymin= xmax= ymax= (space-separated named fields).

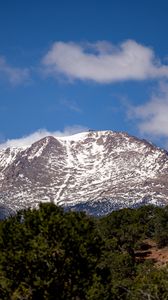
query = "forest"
xmin=0 ymin=203 xmax=168 ymax=300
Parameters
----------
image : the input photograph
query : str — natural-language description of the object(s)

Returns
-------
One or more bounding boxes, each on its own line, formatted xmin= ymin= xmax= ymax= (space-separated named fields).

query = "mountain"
xmin=0 ymin=130 xmax=168 ymax=217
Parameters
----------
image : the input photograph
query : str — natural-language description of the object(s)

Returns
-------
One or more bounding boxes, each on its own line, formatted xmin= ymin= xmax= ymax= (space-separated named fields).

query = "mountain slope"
xmin=0 ymin=130 xmax=168 ymax=216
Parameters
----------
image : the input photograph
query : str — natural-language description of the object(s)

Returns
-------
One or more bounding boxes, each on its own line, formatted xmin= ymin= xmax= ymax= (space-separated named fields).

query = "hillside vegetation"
xmin=0 ymin=203 xmax=168 ymax=299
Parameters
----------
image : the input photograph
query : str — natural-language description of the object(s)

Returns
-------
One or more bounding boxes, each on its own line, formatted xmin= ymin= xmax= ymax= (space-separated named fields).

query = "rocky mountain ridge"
xmin=0 ymin=130 xmax=168 ymax=217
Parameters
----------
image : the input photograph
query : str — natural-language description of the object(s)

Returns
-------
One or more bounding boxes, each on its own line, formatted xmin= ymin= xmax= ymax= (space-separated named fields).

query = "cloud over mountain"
xmin=42 ymin=40 xmax=168 ymax=83
xmin=0 ymin=125 xmax=88 ymax=149
xmin=129 ymin=82 xmax=168 ymax=139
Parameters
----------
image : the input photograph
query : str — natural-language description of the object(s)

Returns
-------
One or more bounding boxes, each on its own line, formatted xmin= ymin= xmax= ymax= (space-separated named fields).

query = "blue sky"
xmin=1 ymin=0 xmax=168 ymax=148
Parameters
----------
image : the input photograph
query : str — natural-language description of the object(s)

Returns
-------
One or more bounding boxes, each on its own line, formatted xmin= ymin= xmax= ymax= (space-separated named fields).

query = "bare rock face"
xmin=0 ymin=130 xmax=168 ymax=216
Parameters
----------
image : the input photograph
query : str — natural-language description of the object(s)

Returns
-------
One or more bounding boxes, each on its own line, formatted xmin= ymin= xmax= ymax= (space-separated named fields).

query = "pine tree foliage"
xmin=0 ymin=203 xmax=168 ymax=299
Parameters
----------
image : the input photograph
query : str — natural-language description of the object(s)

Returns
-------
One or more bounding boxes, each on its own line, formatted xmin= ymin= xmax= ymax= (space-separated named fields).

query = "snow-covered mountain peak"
xmin=0 ymin=130 xmax=168 ymax=217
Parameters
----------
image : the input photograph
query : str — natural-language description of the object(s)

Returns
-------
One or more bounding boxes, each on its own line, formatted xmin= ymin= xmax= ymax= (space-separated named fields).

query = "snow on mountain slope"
xmin=0 ymin=130 xmax=168 ymax=216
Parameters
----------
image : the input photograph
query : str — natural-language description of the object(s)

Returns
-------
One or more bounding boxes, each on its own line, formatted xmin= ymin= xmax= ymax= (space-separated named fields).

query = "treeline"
xmin=0 ymin=203 xmax=168 ymax=299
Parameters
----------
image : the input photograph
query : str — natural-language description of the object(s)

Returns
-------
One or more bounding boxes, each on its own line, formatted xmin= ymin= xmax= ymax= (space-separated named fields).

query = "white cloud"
xmin=42 ymin=40 xmax=168 ymax=83
xmin=0 ymin=56 xmax=29 ymax=85
xmin=0 ymin=125 xmax=88 ymax=149
xmin=129 ymin=82 xmax=168 ymax=138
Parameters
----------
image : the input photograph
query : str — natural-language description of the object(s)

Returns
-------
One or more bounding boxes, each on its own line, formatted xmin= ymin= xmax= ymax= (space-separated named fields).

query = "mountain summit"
xmin=0 ymin=130 xmax=168 ymax=217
